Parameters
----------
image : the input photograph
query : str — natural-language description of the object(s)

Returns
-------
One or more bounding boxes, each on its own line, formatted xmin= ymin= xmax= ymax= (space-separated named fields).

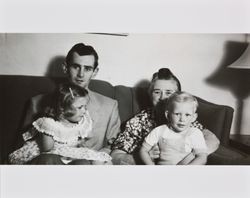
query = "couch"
xmin=1 ymin=75 xmax=249 ymax=164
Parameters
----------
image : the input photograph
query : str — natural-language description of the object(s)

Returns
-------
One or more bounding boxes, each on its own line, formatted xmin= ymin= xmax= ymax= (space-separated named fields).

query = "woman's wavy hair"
xmin=149 ymin=68 xmax=181 ymax=93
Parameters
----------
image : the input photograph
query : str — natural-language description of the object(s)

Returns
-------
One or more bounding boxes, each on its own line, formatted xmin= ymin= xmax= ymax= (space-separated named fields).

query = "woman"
xmin=111 ymin=68 xmax=220 ymax=165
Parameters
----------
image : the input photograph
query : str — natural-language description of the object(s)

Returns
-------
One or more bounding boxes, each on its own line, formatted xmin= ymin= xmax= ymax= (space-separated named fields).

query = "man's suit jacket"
xmin=22 ymin=90 xmax=121 ymax=154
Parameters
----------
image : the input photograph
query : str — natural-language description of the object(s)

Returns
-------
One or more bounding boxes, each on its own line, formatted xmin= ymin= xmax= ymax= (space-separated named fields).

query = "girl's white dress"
xmin=9 ymin=111 xmax=112 ymax=164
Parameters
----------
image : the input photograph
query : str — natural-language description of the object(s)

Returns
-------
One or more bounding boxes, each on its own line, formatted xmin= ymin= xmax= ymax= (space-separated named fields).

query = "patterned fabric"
xmin=8 ymin=141 xmax=40 ymax=164
xmin=49 ymin=145 xmax=112 ymax=162
xmin=8 ymin=141 xmax=112 ymax=164
xmin=112 ymin=108 xmax=204 ymax=154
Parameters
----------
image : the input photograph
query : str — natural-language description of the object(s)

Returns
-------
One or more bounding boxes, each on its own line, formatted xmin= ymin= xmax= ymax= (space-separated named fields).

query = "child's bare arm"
xmin=140 ymin=145 xmax=155 ymax=165
xmin=39 ymin=134 xmax=55 ymax=152
xmin=187 ymin=153 xmax=207 ymax=165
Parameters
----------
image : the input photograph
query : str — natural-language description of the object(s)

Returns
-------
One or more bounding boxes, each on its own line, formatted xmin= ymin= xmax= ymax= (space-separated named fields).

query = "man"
xmin=22 ymin=43 xmax=121 ymax=164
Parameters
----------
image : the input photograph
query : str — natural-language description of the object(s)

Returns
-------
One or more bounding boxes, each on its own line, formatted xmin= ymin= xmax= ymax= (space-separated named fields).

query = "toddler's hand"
xmin=149 ymin=145 xmax=160 ymax=160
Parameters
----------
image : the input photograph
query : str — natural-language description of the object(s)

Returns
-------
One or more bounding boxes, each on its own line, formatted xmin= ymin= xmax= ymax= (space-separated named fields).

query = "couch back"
xmin=0 ymin=75 xmax=234 ymax=163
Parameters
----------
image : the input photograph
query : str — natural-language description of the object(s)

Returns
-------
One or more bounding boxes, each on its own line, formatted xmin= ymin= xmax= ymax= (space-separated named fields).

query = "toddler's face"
xmin=65 ymin=96 xmax=89 ymax=123
xmin=166 ymin=101 xmax=197 ymax=132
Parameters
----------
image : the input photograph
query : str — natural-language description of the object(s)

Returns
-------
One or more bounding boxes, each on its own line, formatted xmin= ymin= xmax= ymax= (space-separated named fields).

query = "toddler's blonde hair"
xmin=165 ymin=91 xmax=198 ymax=112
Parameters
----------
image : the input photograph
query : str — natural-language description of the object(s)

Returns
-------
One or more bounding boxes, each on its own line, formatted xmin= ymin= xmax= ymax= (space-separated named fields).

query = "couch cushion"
xmin=1 ymin=75 xmax=59 ymax=163
xmin=196 ymin=97 xmax=234 ymax=145
xmin=114 ymin=86 xmax=151 ymax=125
xmin=114 ymin=85 xmax=134 ymax=125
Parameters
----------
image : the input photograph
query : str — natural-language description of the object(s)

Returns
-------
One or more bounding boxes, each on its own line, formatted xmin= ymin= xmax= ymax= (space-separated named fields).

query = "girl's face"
xmin=64 ymin=96 xmax=89 ymax=123
xmin=166 ymin=101 xmax=197 ymax=133
xmin=151 ymin=79 xmax=179 ymax=106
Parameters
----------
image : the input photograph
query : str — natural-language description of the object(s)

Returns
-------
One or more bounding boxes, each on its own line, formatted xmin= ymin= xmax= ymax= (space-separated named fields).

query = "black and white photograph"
xmin=1 ymin=1 xmax=250 ymax=198
xmin=1 ymin=33 xmax=250 ymax=166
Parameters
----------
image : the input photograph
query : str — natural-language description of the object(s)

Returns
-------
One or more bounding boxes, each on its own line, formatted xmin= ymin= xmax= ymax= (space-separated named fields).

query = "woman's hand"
xmin=111 ymin=149 xmax=136 ymax=165
xmin=148 ymin=145 xmax=160 ymax=160
xmin=92 ymin=160 xmax=113 ymax=165
xmin=202 ymin=129 xmax=220 ymax=154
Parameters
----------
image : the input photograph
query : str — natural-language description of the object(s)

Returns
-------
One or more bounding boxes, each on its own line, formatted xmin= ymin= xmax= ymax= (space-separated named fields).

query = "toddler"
xmin=140 ymin=91 xmax=207 ymax=165
xmin=9 ymin=83 xmax=112 ymax=164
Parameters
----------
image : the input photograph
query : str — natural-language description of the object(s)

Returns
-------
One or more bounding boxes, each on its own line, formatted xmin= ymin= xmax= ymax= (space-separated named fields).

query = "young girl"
xmin=9 ymin=83 xmax=112 ymax=165
xmin=140 ymin=91 xmax=208 ymax=165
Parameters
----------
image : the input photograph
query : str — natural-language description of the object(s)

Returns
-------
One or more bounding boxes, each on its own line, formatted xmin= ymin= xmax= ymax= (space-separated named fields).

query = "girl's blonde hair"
xmin=46 ymin=83 xmax=89 ymax=120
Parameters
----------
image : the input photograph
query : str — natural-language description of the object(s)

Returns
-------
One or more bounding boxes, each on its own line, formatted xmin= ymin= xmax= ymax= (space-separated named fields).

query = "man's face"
xmin=67 ymin=52 xmax=98 ymax=88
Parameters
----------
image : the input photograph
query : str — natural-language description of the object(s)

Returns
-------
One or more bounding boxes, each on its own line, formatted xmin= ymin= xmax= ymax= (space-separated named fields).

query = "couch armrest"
xmin=207 ymin=145 xmax=250 ymax=165
xmin=196 ymin=97 xmax=234 ymax=145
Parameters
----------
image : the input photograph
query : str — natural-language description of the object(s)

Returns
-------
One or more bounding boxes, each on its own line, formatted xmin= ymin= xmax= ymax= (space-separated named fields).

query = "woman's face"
xmin=151 ymin=79 xmax=179 ymax=106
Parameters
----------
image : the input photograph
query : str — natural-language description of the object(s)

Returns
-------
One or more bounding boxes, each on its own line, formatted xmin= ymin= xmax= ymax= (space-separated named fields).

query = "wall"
xmin=0 ymin=33 xmax=249 ymax=135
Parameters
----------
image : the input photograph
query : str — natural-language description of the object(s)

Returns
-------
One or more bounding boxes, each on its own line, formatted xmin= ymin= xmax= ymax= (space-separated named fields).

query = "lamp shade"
xmin=228 ymin=44 xmax=250 ymax=69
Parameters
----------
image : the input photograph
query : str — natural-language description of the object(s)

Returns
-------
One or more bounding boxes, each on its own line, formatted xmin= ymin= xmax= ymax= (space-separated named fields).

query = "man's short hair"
xmin=66 ymin=43 xmax=99 ymax=69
